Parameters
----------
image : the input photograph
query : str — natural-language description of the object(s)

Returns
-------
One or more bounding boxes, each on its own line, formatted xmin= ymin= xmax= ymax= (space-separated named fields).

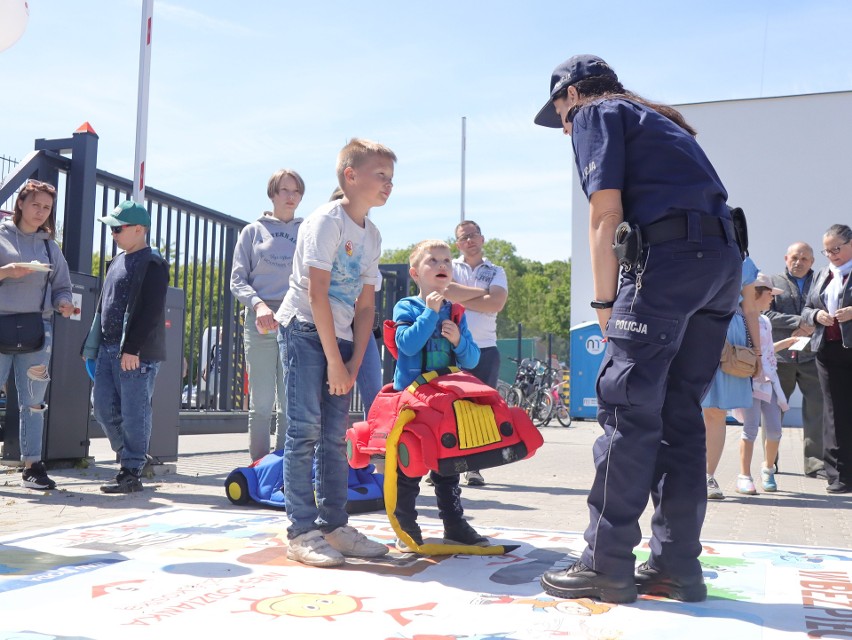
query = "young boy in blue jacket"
xmin=392 ymin=239 xmax=489 ymax=551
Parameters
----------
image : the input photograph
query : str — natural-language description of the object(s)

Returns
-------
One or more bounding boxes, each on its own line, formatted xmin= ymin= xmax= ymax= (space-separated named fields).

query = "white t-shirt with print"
xmin=451 ymin=256 xmax=508 ymax=348
xmin=275 ymin=202 xmax=382 ymax=341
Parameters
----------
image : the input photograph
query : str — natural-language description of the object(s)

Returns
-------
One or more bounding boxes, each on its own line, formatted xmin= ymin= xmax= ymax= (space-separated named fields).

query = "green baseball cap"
xmin=98 ymin=200 xmax=150 ymax=227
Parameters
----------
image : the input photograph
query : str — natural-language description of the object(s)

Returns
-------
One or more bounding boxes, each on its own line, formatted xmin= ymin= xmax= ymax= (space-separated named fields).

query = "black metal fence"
xmin=0 ymin=133 xmax=248 ymax=418
xmin=92 ymin=170 xmax=246 ymax=412
xmin=1 ymin=133 xmax=413 ymax=431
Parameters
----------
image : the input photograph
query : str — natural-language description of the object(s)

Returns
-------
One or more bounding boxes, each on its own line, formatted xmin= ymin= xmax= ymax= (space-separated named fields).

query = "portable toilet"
xmin=569 ymin=321 xmax=607 ymax=419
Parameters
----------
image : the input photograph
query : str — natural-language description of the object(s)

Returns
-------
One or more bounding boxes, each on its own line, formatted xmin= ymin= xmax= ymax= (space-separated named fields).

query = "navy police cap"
xmin=533 ymin=54 xmax=618 ymax=128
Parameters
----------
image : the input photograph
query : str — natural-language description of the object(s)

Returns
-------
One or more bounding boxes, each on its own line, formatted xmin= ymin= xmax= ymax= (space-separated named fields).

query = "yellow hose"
xmin=383 ymin=408 xmax=516 ymax=556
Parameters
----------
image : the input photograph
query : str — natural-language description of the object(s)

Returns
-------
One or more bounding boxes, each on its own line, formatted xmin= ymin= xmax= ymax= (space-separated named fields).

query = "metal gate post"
xmin=37 ymin=125 xmax=99 ymax=274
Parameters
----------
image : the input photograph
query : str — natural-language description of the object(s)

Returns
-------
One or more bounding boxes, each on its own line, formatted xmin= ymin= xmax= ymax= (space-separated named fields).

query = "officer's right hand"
xmin=595 ymin=308 xmax=612 ymax=335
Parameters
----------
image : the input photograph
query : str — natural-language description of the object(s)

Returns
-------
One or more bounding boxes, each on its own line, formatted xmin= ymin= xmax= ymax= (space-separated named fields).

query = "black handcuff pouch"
xmin=612 ymin=221 xmax=643 ymax=272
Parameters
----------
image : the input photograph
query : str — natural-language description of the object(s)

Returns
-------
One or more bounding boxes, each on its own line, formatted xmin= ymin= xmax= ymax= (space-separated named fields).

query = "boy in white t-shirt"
xmin=275 ymin=138 xmax=396 ymax=567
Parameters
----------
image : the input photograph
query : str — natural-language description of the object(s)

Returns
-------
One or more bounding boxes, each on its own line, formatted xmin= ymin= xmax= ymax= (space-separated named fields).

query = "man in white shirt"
xmin=445 ymin=220 xmax=509 ymax=486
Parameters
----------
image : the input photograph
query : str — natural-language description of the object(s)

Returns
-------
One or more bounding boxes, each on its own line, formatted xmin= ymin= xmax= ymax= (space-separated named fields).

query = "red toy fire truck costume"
xmin=347 ymin=366 xmax=544 ymax=555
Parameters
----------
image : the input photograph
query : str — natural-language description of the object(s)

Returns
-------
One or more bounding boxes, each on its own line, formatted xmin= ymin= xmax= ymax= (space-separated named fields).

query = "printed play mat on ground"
xmin=0 ymin=508 xmax=850 ymax=639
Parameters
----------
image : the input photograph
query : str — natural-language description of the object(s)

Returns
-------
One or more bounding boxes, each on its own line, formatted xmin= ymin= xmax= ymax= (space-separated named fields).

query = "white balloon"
xmin=0 ymin=0 xmax=29 ymax=53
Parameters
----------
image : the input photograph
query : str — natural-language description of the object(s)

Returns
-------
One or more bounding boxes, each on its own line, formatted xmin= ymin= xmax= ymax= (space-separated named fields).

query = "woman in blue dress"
xmin=703 ymin=256 xmax=762 ymax=499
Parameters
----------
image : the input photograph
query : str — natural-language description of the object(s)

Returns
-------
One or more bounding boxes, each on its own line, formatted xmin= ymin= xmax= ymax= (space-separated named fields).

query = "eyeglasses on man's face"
xmin=821 ymin=239 xmax=851 ymax=257
xmin=456 ymin=232 xmax=481 ymax=243
xmin=110 ymin=224 xmax=135 ymax=234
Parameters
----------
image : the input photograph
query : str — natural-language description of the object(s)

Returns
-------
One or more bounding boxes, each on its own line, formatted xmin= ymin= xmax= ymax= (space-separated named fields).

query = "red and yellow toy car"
xmin=346 ymin=367 xmax=544 ymax=479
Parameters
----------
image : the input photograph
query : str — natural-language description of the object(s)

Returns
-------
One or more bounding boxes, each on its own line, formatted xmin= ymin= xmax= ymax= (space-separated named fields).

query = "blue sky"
xmin=2 ymin=1 xmax=851 ymax=262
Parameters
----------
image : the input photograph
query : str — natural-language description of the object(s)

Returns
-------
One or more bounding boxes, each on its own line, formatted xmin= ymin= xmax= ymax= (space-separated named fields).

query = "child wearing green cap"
xmin=86 ymin=200 xmax=169 ymax=493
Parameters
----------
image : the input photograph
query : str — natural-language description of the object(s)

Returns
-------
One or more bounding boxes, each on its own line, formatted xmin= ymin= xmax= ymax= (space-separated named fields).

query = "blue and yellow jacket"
xmin=392 ymin=296 xmax=480 ymax=391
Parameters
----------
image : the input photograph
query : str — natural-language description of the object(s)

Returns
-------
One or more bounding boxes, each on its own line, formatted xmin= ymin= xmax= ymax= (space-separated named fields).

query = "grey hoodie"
xmin=0 ymin=218 xmax=73 ymax=317
xmin=230 ymin=214 xmax=302 ymax=311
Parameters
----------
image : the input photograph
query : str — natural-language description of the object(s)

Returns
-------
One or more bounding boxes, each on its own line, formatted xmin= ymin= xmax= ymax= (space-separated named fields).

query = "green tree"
xmin=380 ymin=236 xmax=572 ymax=356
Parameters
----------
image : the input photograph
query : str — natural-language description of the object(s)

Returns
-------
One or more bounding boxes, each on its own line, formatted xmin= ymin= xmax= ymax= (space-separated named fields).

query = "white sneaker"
xmin=706 ymin=474 xmax=724 ymax=500
xmin=736 ymin=474 xmax=758 ymax=495
xmin=287 ymin=530 xmax=345 ymax=567
xmin=761 ymin=465 xmax=778 ymax=492
xmin=325 ymin=525 xmax=389 ymax=558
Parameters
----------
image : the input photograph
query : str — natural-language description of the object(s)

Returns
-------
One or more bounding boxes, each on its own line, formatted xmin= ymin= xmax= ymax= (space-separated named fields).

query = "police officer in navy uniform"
xmin=534 ymin=55 xmax=742 ymax=603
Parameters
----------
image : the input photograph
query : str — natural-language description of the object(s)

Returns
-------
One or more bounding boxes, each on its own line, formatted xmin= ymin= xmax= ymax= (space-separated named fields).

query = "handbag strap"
xmin=38 ymin=239 xmax=51 ymax=314
xmin=743 ymin=318 xmax=754 ymax=349
xmin=737 ymin=309 xmax=754 ymax=349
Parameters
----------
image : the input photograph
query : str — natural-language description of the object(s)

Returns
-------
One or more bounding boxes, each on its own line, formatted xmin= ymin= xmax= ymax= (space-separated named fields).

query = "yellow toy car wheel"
xmin=225 ymin=471 xmax=251 ymax=505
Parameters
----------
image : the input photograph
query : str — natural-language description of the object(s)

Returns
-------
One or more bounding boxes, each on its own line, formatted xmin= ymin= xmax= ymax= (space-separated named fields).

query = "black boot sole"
xmin=540 ymin=575 xmax=637 ymax=604
xmin=637 ymin=581 xmax=707 ymax=602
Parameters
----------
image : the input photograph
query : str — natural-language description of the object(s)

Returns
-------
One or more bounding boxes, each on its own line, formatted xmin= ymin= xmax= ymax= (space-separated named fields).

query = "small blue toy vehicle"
xmin=224 ymin=450 xmax=385 ymax=514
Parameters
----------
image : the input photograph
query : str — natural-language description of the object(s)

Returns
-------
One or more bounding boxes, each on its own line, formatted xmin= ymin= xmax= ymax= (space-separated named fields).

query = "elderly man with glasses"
xmin=765 ymin=242 xmax=825 ymax=479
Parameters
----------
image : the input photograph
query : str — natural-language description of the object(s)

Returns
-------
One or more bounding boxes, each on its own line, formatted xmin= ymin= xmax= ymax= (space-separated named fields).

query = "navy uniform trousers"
xmin=580 ymin=230 xmax=741 ymax=579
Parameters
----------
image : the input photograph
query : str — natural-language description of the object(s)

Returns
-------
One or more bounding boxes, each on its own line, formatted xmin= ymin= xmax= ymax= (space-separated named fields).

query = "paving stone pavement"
xmin=1 ymin=421 xmax=849 ymax=549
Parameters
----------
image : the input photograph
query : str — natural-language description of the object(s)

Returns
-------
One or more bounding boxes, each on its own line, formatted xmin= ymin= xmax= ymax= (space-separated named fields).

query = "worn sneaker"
xmin=761 ymin=465 xmax=778 ymax=492
xmin=141 ymin=454 xmax=156 ymax=478
xmin=100 ymin=467 xmax=143 ymax=494
xmin=465 ymin=470 xmax=486 ymax=486
xmin=287 ymin=530 xmax=345 ymax=567
xmin=443 ymin=519 xmax=489 ymax=546
xmin=325 ymin=525 xmax=389 ymax=558
xmin=736 ymin=474 xmax=757 ymax=495
xmin=706 ymin=474 xmax=724 ymax=500
xmin=21 ymin=462 xmax=56 ymax=490
xmin=395 ymin=526 xmax=424 ymax=553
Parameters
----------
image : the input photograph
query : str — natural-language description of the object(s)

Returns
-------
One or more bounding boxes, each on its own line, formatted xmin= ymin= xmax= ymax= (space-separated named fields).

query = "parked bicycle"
xmin=506 ymin=357 xmax=554 ymax=427
xmin=550 ymin=380 xmax=572 ymax=427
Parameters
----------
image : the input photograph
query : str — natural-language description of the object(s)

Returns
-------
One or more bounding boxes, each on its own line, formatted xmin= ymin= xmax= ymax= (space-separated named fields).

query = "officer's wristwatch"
xmin=590 ymin=300 xmax=615 ymax=309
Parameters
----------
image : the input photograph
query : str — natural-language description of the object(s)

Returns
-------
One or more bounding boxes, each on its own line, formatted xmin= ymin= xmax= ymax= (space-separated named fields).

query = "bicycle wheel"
xmin=506 ymin=387 xmax=523 ymax=408
xmin=554 ymin=403 xmax=572 ymax=427
xmin=531 ymin=391 xmax=553 ymax=428
xmin=497 ymin=380 xmax=512 ymax=402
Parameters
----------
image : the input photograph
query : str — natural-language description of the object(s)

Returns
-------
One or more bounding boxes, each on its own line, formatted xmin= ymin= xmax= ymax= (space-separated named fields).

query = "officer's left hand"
xmin=121 ymin=353 xmax=140 ymax=371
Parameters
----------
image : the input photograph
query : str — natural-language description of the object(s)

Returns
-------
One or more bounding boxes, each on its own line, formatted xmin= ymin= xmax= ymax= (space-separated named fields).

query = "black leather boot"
xmin=540 ymin=561 xmax=637 ymax=603
xmin=635 ymin=561 xmax=707 ymax=602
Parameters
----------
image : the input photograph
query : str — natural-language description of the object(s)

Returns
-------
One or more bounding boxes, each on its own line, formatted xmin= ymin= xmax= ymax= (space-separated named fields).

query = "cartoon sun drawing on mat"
xmin=473 ymin=594 xmax=614 ymax=616
xmin=239 ymin=590 xmax=370 ymax=619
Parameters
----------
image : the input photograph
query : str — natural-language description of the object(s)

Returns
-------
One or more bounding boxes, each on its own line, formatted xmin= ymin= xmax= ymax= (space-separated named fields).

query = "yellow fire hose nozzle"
xmin=384 ymin=408 xmax=518 ymax=557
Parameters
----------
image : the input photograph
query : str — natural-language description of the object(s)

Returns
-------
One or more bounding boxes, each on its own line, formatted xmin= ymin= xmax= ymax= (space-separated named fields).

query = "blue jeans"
xmin=356 ymin=335 xmax=383 ymax=418
xmin=93 ymin=342 xmax=161 ymax=474
xmin=282 ymin=319 xmax=353 ymax=538
xmin=244 ymin=307 xmax=287 ymax=460
xmin=0 ymin=319 xmax=52 ymax=464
